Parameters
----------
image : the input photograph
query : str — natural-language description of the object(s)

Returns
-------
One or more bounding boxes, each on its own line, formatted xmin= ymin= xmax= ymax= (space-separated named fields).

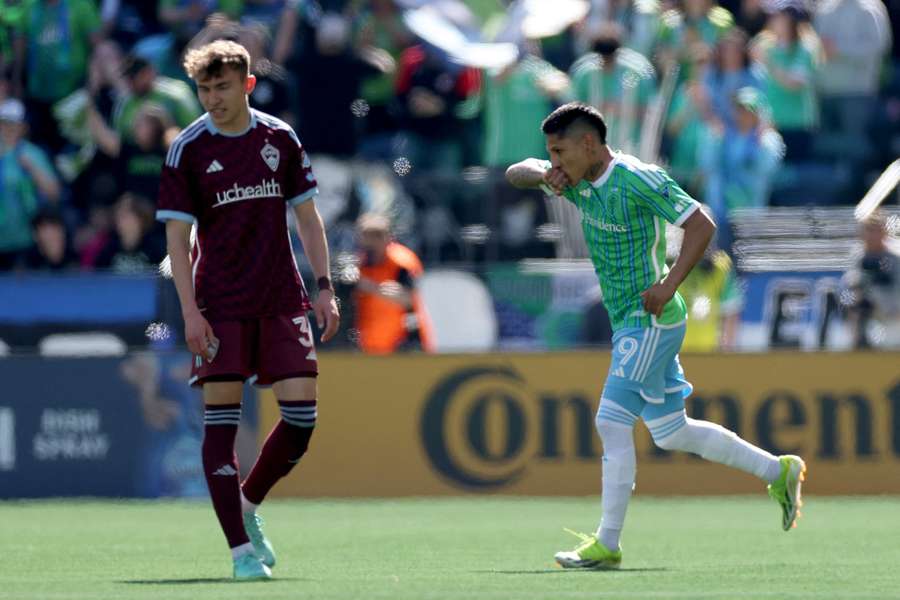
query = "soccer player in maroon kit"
xmin=156 ymin=40 xmax=340 ymax=580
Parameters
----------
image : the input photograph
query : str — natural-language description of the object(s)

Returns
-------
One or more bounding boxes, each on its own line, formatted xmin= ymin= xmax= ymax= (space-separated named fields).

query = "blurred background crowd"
xmin=1 ymin=0 xmax=898 ymax=353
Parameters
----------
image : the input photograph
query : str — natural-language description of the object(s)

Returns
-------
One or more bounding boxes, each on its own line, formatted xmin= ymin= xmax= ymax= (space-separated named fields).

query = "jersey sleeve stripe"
xmin=288 ymin=187 xmax=319 ymax=206
xmin=165 ymin=118 xmax=208 ymax=167
xmin=673 ymin=202 xmax=699 ymax=227
xmin=628 ymin=166 xmax=661 ymax=192
xmin=255 ymin=112 xmax=302 ymax=147
xmin=156 ymin=209 xmax=197 ymax=224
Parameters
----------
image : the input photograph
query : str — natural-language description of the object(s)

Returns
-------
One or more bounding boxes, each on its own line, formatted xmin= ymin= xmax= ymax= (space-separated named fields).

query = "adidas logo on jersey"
xmin=206 ymin=160 xmax=224 ymax=173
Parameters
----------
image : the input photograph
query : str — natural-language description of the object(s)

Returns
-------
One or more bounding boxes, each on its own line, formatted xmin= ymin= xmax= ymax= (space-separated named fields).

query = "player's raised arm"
xmin=506 ymin=158 xmax=570 ymax=195
xmin=292 ymin=200 xmax=340 ymax=343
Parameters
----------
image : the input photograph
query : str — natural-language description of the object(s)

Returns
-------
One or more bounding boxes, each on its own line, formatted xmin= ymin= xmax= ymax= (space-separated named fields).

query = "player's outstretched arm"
xmin=164 ymin=220 xmax=217 ymax=356
xmin=640 ymin=208 xmax=716 ymax=316
xmin=292 ymin=200 xmax=340 ymax=343
xmin=506 ymin=159 xmax=570 ymax=195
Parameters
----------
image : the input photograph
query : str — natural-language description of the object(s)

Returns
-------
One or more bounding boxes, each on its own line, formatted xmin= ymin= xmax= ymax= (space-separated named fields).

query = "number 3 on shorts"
xmin=292 ymin=316 xmax=314 ymax=348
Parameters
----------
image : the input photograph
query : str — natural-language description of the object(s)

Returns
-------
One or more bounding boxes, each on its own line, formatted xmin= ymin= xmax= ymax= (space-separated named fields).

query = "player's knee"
xmin=651 ymin=422 xmax=690 ymax=452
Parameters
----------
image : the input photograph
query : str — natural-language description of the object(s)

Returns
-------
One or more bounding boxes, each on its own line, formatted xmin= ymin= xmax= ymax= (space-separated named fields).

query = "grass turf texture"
xmin=2 ymin=497 xmax=897 ymax=599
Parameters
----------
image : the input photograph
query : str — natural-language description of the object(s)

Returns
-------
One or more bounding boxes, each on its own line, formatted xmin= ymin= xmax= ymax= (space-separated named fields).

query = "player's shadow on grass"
xmin=478 ymin=568 xmax=668 ymax=575
xmin=119 ymin=577 xmax=306 ymax=585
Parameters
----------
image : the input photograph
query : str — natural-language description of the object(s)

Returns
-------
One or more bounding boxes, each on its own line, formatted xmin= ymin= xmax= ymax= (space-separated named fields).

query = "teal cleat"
xmin=554 ymin=529 xmax=622 ymax=570
xmin=768 ymin=455 xmax=807 ymax=531
xmin=233 ymin=553 xmax=271 ymax=580
xmin=243 ymin=512 xmax=276 ymax=568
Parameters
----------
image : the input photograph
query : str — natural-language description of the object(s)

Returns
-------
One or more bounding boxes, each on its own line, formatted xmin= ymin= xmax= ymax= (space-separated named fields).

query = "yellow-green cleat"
xmin=243 ymin=512 xmax=276 ymax=568
xmin=233 ymin=553 xmax=271 ymax=580
xmin=554 ymin=529 xmax=622 ymax=570
xmin=768 ymin=455 xmax=807 ymax=531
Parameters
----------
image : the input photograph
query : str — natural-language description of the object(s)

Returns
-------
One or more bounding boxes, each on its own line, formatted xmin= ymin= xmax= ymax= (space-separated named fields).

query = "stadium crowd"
xmin=0 ymin=0 xmax=898 ymax=354
xmin=0 ymin=0 xmax=896 ymax=272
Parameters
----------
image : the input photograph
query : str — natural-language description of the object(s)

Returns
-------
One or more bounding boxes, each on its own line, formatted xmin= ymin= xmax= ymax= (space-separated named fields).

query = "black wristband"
xmin=317 ymin=276 xmax=333 ymax=292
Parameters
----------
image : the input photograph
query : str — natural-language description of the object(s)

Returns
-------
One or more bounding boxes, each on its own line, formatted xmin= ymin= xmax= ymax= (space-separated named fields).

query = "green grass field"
xmin=2 ymin=497 xmax=898 ymax=599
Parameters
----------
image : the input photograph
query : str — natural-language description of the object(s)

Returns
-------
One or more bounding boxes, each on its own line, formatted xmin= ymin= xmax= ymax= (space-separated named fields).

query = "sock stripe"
xmin=278 ymin=399 xmax=317 ymax=428
xmin=204 ymin=405 xmax=242 ymax=426
xmin=648 ymin=415 xmax=687 ymax=440
xmin=278 ymin=400 xmax=317 ymax=407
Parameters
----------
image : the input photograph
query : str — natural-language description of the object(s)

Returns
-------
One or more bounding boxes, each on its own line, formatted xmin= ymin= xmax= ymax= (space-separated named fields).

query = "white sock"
xmin=648 ymin=413 xmax=781 ymax=482
xmin=231 ymin=542 xmax=255 ymax=560
xmin=598 ymin=527 xmax=622 ymax=552
xmin=595 ymin=415 xmax=636 ymax=552
xmin=240 ymin=490 xmax=258 ymax=515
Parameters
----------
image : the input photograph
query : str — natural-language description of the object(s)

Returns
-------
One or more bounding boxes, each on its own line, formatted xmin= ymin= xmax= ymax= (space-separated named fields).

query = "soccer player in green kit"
xmin=506 ymin=103 xmax=805 ymax=569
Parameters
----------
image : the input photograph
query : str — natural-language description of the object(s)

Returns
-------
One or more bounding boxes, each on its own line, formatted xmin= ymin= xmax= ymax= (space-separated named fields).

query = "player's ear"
xmin=245 ymin=74 xmax=257 ymax=94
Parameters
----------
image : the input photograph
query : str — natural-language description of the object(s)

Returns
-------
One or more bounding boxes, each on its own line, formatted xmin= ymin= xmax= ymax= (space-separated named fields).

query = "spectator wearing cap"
xmin=23 ymin=207 xmax=78 ymax=271
xmin=751 ymin=6 xmax=821 ymax=162
xmin=0 ymin=99 xmax=61 ymax=270
xmin=111 ymin=55 xmax=201 ymax=143
xmin=698 ymin=86 xmax=784 ymax=253
xmin=11 ymin=0 xmax=103 ymax=152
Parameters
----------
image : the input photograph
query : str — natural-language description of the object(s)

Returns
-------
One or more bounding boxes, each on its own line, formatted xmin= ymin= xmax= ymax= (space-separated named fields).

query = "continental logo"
xmin=420 ymin=366 xmax=900 ymax=490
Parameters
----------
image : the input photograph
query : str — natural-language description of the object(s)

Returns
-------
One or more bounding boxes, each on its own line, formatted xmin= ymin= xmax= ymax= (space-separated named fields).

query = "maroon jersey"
xmin=157 ymin=109 xmax=317 ymax=320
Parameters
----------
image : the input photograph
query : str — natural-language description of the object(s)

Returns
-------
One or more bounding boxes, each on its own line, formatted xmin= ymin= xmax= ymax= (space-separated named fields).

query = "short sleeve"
xmin=630 ymin=166 xmax=700 ymax=226
xmin=157 ymin=161 xmax=197 ymax=224
xmin=283 ymin=128 xmax=318 ymax=207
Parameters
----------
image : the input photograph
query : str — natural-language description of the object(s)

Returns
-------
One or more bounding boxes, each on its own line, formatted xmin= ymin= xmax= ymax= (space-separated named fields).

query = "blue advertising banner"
xmin=0 ymin=353 xmax=207 ymax=498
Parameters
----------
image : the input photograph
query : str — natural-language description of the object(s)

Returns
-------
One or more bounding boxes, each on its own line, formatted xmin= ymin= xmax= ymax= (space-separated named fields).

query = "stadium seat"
xmin=38 ymin=332 xmax=128 ymax=357
xmin=417 ymin=270 xmax=498 ymax=352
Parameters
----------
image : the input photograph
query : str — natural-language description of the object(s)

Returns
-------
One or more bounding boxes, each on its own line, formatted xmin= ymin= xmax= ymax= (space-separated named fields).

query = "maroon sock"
xmin=202 ymin=404 xmax=250 ymax=549
xmin=242 ymin=399 xmax=316 ymax=505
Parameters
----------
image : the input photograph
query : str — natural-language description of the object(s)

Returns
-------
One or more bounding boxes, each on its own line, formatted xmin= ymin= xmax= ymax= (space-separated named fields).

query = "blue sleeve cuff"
xmin=156 ymin=210 xmax=196 ymax=224
xmin=288 ymin=187 xmax=319 ymax=207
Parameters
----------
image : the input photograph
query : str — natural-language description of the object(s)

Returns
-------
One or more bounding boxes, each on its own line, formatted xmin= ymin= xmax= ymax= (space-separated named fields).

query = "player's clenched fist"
xmin=183 ymin=308 xmax=218 ymax=358
xmin=542 ymin=166 xmax=571 ymax=195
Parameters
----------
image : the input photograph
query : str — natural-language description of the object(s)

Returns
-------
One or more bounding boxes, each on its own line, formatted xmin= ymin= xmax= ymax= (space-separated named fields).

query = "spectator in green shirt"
xmin=570 ymin=23 xmax=657 ymax=154
xmin=0 ymin=99 xmax=61 ymax=269
xmin=12 ymin=0 xmax=103 ymax=151
xmin=655 ymin=0 xmax=734 ymax=80
xmin=112 ymin=55 xmax=202 ymax=142
xmin=482 ymin=47 xmax=571 ymax=168
xmin=751 ymin=7 xmax=820 ymax=162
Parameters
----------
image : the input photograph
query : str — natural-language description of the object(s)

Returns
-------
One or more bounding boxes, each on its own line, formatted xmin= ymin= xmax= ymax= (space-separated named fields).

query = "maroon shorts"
xmin=189 ymin=312 xmax=318 ymax=387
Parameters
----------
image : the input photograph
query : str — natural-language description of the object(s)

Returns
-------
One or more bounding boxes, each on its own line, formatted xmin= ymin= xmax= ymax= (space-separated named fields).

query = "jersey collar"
xmin=590 ymin=152 xmax=620 ymax=188
xmin=204 ymin=109 xmax=258 ymax=137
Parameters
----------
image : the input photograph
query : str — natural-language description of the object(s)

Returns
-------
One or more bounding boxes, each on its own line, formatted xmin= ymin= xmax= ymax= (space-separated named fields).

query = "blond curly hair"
xmin=183 ymin=40 xmax=250 ymax=81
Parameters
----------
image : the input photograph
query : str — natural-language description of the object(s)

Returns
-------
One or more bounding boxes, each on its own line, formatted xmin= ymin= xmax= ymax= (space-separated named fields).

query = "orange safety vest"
xmin=354 ymin=242 xmax=434 ymax=354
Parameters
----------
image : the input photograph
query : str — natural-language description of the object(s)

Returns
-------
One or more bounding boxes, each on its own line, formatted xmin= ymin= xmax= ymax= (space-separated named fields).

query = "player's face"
xmin=546 ymin=133 xmax=589 ymax=184
xmin=196 ymin=68 xmax=256 ymax=130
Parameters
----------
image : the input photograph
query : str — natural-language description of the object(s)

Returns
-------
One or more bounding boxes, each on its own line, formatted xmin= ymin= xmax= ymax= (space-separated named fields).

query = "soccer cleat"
xmin=554 ymin=529 xmax=622 ymax=569
xmin=233 ymin=553 xmax=272 ymax=580
xmin=243 ymin=512 xmax=276 ymax=568
xmin=768 ymin=455 xmax=807 ymax=531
